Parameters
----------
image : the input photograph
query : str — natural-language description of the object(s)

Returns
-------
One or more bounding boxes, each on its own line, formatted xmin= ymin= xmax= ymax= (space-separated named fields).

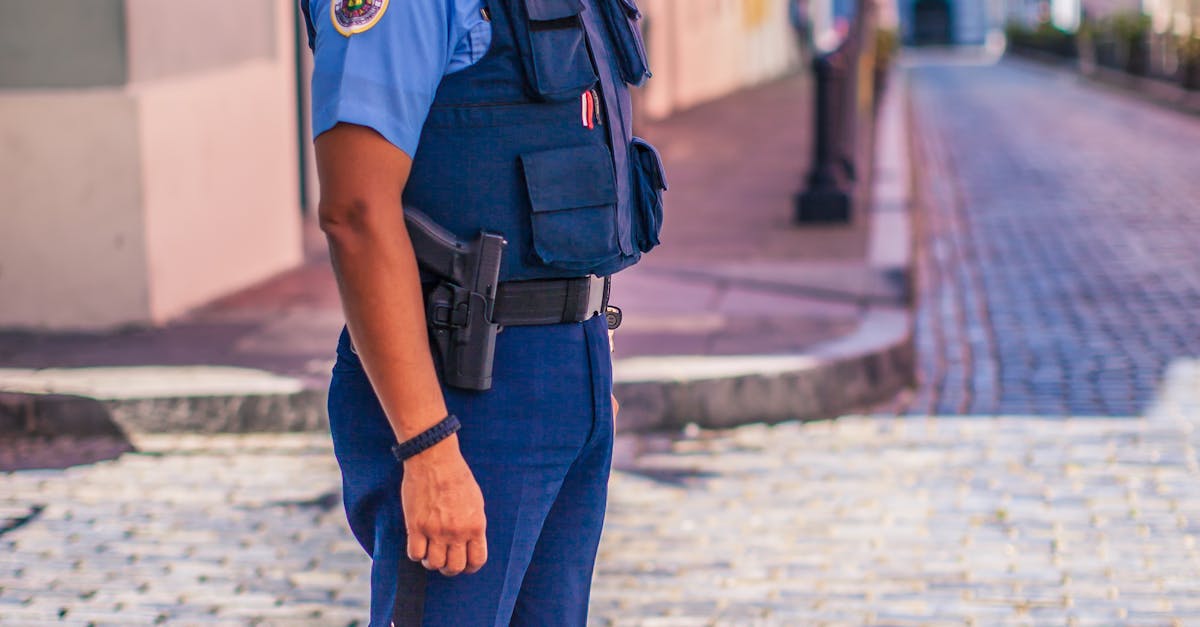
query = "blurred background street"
xmin=5 ymin=0 xmax=1200 ymax=624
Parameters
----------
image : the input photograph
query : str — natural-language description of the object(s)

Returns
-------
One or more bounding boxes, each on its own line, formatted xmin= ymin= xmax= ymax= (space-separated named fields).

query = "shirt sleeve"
xmin=446 ymin=1 xmax=492 ymax=75
xmin=308 ymin=0 xmax=458 ymax=157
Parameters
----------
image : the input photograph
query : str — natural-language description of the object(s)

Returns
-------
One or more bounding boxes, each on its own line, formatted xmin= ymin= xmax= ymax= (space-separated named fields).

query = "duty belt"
xmin=493 ymin=275 xmax=621 ymax=329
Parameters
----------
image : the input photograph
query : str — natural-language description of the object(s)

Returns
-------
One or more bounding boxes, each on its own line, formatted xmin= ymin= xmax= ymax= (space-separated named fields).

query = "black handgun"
xmin=404 ymin=208 xmax=507 ymax=391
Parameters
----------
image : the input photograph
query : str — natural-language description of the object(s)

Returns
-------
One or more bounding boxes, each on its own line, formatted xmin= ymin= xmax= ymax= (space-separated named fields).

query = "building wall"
xmin=899 ymin=0 xmax=997 ymax=44
xmin=1082 ymin=0 xmax=1140 ymax=20
xmin=1142 ymin=0 xmax=1193 ymax=36
xmin=0 ymin=91 xmax=150 ymax=329
xmin=0 ymin=0 xmax=302 ymax=331
xmin=955 ymin=0 xmax=994 ymax=41
xmin=637 ymin=0 xmax=802 ymax=120
xmin=131 ymin=3 xmax=302 ymax=322
xmin=0 ymin=0 xmax=128 ymax=88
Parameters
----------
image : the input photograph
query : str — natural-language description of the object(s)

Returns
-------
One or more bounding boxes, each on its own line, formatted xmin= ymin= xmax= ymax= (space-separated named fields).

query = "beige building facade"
xmin=1 ymin=0 xmax=799 ymax=332
xmin=0 ymin=0 xmax=304 ymax=331
xmin=637 ymin=0 xmax=802 ymax=119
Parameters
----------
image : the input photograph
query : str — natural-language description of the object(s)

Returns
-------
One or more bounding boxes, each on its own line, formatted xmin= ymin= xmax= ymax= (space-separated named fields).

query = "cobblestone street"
xmin=5 ymin=57 xmax=1200 ymax=625
xmin=901 ymin=57 xmax=1200 ymax=417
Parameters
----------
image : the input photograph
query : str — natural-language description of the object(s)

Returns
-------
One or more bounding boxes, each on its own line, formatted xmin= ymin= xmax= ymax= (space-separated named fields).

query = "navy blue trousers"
xmin=328 ymin=315 xmax=614 ymax=626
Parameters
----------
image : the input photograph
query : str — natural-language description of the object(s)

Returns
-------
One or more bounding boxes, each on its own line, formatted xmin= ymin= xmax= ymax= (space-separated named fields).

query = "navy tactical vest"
xmin=403 ymin=0 xmax=666 ymax=282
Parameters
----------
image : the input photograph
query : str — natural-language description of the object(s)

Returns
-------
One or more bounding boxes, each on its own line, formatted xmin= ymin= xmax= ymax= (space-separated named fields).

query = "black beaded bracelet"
xmin=390 ymin=414 xmax=462 ymax=462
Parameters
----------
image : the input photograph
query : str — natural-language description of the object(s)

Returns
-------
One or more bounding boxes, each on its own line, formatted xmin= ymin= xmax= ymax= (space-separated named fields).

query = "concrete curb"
xmin=613 ymin=71 xmax=917 ymax=432
xmin=612 ymin=310 xmax=913 ymax=431
xmin=0 ymin=367 xmax=327 ymax=438
xmin=0 ymin=73 xmax=917 ymax=439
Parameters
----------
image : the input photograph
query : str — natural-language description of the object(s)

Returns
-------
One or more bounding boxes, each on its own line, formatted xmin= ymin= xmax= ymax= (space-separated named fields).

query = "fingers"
xmin=424 ymin=541 xmax=480 ymax=576
xmin=416 ymin=535 xmax=486 ymax=576
xmin=406 ymin=532 xmax=427 ymax=562
xmin=424 ymin=536 xmax=487 ymax=576
xmin=439 ymin=543 xmax=468 ymax=577
xmin=612 ymin=394 xmax=620 ymax=417
xmin=465 ymin=537 xmax=488 ymax=574
xmin=422 ymin=541 xmax=447 ymax=571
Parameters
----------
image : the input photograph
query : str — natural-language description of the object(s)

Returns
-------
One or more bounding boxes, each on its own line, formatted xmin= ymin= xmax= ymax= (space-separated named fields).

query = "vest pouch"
xmin=629 ymin=137 xmax=667 ymax=253
xmin=520 ymin=144 xmax=623 ymax=270
xmin=598 ymin=0 xmax=652 ymax=86
xmin=518 ymin=0 xmax=599 ymax=101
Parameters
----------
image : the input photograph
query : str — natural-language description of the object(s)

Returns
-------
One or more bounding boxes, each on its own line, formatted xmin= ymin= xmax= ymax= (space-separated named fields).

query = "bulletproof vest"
xmin=404 ymin=0 xmax=667 ymax=282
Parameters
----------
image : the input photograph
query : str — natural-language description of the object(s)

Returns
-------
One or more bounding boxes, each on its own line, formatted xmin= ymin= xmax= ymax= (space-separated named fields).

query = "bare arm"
xmin=315 ymin=122 xmax=486 ymax=577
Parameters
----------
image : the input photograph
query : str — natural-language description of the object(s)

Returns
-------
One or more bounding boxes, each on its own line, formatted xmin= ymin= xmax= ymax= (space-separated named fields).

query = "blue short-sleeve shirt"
xmin=307 ymin=0 xmax=490 ymax=157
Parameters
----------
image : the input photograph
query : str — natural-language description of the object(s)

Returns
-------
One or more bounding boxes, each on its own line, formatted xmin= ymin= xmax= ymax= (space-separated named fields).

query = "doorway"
xmin=912 ymin=0 xmax=954 ymax=45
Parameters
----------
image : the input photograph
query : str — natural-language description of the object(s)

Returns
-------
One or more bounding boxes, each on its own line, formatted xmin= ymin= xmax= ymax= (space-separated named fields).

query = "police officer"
xmin=301 ymin=0 xmax=666 ymax=624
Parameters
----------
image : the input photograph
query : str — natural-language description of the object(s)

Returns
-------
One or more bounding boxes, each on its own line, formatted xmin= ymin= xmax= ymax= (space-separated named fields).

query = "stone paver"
xmin=5 ymin=55 xmax=1200 ymax=625
xmin=0 ymin=435 xmax=369 ymax=626
xmin=594 ymin=358 xmax=1200 ymax=625
xmin=902 ymin=57 xmax=1200 ymax=417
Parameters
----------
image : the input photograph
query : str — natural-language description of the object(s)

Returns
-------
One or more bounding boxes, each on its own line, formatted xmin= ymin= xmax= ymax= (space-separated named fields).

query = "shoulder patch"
xmin=331 ymin=0 xmax=389 ymax=37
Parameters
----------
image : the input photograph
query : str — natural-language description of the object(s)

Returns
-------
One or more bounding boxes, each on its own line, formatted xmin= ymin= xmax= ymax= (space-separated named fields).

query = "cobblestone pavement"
xmin=901 ymin=57 xmax=1200 ymax=417
xmin=0 ymin=435 xmax=368 ymax=626
xmin=3 ymin=370 xmax=1200 ymax=626
xmin=592 ymin=362 xmax=1200 ymax=626
xmin=6 ymin=57 xmax=1200 ymax=625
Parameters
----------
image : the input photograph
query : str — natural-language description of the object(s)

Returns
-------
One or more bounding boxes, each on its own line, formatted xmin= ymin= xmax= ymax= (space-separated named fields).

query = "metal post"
xmin=795 ymin=0 xmax=877 ymax=225
xmin=794 ymin=54 xmax=853 ymax=223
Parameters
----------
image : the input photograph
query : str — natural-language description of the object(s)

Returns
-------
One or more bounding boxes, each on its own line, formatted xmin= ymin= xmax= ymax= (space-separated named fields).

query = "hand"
xmin=400 ymin=435 xmax=488 ymax=576
xmin=612 ymin=394 xmax=620 ymax=418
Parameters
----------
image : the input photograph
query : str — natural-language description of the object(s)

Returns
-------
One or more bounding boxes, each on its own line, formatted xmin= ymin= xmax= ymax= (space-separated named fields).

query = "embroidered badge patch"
xmin=331 ymin=0 xmax=388 ymax=36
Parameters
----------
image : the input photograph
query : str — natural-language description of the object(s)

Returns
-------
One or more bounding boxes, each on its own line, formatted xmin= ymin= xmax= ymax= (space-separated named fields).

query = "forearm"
xmin=315 ymin=123 xmax=448 ymax=443
xmin=323 ymin=211 xmax=448 ymax=441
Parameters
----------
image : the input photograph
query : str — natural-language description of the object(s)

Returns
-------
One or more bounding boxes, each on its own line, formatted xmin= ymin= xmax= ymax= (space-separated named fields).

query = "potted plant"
xmin=1111 ymin=11 xmax=1151 ymax=75
xmin=1179 ymin=36 xmax=1200 ymax=90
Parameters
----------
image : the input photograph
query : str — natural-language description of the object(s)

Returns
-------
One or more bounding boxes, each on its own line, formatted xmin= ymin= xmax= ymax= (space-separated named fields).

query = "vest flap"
xmin=616 ymin=0 xmax=642 ymax=18
xmin=631 ymin=137 xmax=668 ymax=191
xmin=521 ymin=144 xmax=617 ymax=212
xmin=525 ymin=0 xmax=585 ymax=21
xmin=594 ymin=0 xmax=652 ymax=86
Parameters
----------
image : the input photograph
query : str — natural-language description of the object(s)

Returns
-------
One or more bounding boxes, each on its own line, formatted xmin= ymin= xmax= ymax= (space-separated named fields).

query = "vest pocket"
xmin=598 ymin=0 xmax=652 ymax=86
xmin=630 ymin=137 xmax=667 ymax=253
xmin=520 ymin=0 xmax=598 ymax=101
xmin=520 ymin=144 xmax=623 ymax=270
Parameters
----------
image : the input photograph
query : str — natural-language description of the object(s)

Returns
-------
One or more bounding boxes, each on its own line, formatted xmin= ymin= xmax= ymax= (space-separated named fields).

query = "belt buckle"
xmin=584 ymin=275 xmax=608 ymax=320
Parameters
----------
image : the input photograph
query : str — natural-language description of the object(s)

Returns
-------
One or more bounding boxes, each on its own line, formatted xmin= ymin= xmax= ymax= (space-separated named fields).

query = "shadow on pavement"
xmin=0 ymin=393 xmax=135 ymax=471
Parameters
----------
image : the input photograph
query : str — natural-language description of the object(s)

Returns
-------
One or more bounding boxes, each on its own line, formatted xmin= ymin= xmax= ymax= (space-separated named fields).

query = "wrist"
xmin=393 ymin=414 xmax=461 ymax=464
xmin=403 ymin=433 xmax=460 ymax=465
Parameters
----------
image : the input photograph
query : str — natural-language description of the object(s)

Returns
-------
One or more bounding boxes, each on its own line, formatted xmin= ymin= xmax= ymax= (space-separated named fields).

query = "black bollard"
xmin=795 ymin=0 xmax=878 ymax=225
xmin=795 ymin=53 xmax=854 ymax=223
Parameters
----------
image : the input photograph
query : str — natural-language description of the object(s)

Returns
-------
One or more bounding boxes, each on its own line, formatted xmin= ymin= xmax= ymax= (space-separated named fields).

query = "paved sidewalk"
xmin=0 ymin=70 xmax=912 ymax=443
